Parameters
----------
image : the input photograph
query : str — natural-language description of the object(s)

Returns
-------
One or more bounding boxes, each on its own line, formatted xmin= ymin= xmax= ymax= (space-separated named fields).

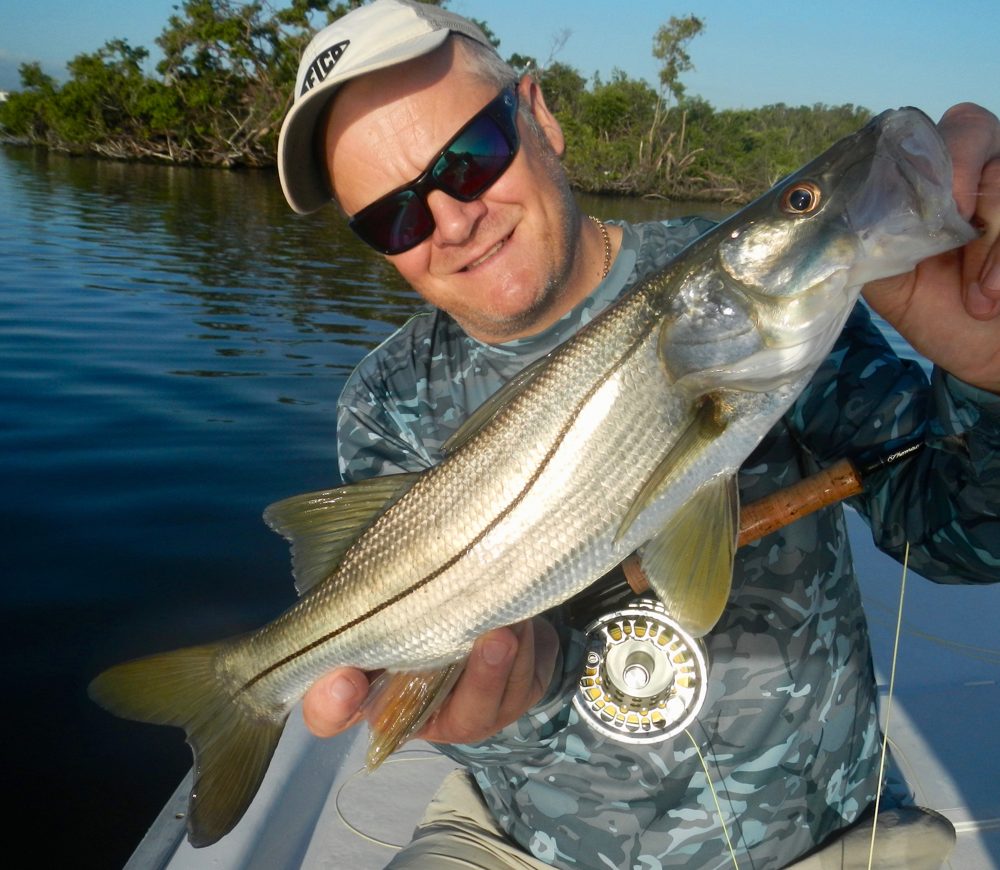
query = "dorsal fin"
xmin=263 ymin=472 xmax=421 ymax=594
xmin=442 ymin=352 xmax=554 ymax=454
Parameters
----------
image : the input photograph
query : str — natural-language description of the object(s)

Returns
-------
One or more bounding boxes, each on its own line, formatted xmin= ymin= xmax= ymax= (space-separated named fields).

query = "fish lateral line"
xmin=240 ymin=329 xmax=659 ymax=694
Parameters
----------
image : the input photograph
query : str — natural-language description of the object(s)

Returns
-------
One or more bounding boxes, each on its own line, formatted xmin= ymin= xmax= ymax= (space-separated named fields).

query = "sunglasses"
xmin=348 ymin=85 xmax=520 ymax=255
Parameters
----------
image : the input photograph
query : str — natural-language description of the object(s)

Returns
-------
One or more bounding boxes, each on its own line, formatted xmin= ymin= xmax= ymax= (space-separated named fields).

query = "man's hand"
xmin=302 ymin=616 xmax=560 ymax=745
xmin=863 ymin=102 xmax=1000 ymax=394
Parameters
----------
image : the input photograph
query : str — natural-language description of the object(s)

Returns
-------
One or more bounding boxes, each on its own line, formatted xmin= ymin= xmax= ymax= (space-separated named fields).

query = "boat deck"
xmin=129 ymin=512 xmax=1000 ymax=869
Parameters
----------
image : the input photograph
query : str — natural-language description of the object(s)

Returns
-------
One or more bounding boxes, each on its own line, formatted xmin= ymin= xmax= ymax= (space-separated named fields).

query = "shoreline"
xmin=0 ymin=138 xmax=748 ymax=205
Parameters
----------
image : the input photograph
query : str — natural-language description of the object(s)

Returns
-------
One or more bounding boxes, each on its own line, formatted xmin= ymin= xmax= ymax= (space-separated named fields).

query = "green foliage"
xmin=151 ymin=0 xmax=310 ymax=164
xmin=0 ymin=2 xmax=873 ymax=202
xmin=0 ymin=0 xmax=329 ymax=165
xmin=582 ymin=70 xmax=658 ymax=137
xmin=533 ymin=15 xmax=870 ymax=201
xmin=0 ymin=63 xmax=58 ymax=141
xmin=533 ymin=62 xmax=585 ymax=115
xmin=51 ymin=40 xmax=157 ymax=148
xmin=680 ymin=101 xmax=874 ymax=199
xmin=652 ymin=14 xmax=704 ymax=104
xmin=559 ymin=70 xmax=675 ymax=194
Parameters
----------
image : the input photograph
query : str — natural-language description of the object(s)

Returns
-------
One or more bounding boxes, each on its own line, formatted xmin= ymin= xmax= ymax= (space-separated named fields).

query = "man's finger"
xmin=421 ymin=626 xmax=519 ymax=744
xmin=301 ymin=667 xmax=370 ymax=738
xmin=939 ymin=103 xmax=1000 ymax=220
xmin=499 ymin=618 xmax=559 ymax=717
xmin=974 ymin=158 xmax=1000 ymax=301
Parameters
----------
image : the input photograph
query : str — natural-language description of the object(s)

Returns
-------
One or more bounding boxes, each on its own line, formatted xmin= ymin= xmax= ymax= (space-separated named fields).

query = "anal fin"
xmin=362 ymin=661 xmax=466 ymax=769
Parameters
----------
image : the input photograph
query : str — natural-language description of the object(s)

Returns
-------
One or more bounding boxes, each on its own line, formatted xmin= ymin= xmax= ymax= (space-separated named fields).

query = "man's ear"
xmin=518 ymin=75 xmax=565 ymax=158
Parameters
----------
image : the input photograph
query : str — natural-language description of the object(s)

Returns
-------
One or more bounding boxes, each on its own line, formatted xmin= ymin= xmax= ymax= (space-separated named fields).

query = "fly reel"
xmin=573 ymin=598 xmax=709 ymax=744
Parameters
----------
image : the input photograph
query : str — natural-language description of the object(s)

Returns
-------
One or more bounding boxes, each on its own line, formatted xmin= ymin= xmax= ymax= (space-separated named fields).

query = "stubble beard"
xmin=472 ymin=142 xmax=582 ymax=343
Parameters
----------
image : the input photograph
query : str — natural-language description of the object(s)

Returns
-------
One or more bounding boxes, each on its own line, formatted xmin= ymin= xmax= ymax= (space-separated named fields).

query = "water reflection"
xmin=2 ymin=146 xmax=433 ymax=869
xmin=6 ymin=146 xmax=421 ymax=365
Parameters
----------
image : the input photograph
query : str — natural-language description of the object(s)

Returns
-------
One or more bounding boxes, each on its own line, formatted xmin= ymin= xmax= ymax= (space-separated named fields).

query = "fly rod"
xmin=570 ymin=439 xmax=927 ymax=745
xmin=622 ymin=440 xmax=926 ymax=595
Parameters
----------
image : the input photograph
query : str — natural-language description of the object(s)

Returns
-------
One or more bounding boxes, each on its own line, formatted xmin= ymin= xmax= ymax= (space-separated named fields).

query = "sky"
xmin=1 ymin=0 xmax=997 ymax=122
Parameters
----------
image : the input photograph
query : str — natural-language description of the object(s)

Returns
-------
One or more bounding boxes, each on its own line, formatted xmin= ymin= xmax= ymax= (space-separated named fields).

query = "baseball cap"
xmin=278 ymin=0 xmax=497 ymax=215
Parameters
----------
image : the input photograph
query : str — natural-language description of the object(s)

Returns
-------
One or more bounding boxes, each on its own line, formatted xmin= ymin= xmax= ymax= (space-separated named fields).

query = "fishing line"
xmin=866 ymin=541 xmax=910 ymax=870
xmin=881 ymin=736 xmax=958 ymax=870
xmin=685 ymin=728 xmax=742 ymax=870
xmin=335 ymin=749 xmax=446 ymax=850
xmin=862 ymin=595 xmax=1000 ymax=665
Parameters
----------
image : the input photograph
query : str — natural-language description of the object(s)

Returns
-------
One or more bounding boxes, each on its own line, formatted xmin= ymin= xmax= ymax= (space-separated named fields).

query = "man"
xmin=277 ymin=1 xmax=1000 ymax=866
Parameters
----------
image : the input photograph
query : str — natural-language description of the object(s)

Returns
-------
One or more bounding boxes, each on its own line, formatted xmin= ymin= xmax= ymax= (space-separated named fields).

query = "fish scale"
xmin=251 ymin=293 xmax=673 ymax=675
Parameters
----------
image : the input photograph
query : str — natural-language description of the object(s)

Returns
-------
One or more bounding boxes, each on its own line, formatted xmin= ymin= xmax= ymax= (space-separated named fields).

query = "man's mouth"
xmin=463 ymin=235 xmax=509 ymax=271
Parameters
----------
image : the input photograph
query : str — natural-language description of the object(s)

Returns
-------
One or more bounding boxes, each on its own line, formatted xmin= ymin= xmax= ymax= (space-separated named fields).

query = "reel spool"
xmin=573 ymin=598 xmax=709 ymax=744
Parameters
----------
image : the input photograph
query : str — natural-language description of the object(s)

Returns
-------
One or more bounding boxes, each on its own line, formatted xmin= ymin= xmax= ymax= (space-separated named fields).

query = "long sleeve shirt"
xmin=335 ymin=219 xmax=1000 ymax=868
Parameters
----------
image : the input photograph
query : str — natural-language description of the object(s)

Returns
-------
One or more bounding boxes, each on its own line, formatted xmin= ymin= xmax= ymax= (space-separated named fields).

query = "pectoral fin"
xmin=639 ymin=474 xmax=739 ymax=637
xmin=362 ymin=661 xmax=466 ymax=769
xmin=616 ymin=392 xmax=731 ymax=543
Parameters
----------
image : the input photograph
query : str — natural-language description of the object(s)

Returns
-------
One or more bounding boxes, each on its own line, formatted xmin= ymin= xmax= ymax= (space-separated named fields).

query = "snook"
xmin=90 ymin=108 xmax=975 ymax=847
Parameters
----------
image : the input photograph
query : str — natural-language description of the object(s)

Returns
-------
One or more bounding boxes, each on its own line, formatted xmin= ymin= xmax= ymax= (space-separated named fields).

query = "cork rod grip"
xmin=622 ymin=458 xmax=864 ymax=595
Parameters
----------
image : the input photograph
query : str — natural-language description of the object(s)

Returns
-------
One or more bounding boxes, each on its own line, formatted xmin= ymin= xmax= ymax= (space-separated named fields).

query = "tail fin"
xmin=88 ymin=643 xmax=286 ymax=847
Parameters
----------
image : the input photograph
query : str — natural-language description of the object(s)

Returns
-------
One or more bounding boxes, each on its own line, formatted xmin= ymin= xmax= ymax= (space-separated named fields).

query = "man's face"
xmin=322 ymin=43 xmax=586 ymax=344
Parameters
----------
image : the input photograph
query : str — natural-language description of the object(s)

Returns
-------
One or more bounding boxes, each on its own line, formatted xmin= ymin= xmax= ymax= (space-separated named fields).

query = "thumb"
xmin=302 ymin=668 xmax=370 ymax=738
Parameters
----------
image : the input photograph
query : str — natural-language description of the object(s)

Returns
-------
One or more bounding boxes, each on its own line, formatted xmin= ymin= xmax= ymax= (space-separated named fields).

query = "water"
xmin=0 ymin=147 xmax=918 ymax=868
xmin=2 ymin=147 xmax=427 ymax=868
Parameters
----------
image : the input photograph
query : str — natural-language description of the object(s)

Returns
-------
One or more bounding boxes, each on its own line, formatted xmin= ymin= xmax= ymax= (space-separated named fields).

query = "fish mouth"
xmin=845 ymin=108 xmax=976 ymax=284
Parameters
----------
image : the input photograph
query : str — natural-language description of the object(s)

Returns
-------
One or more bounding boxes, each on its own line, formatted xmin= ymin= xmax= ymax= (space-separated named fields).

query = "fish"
xmin=88 ymin=107 xmax=975 ymax=848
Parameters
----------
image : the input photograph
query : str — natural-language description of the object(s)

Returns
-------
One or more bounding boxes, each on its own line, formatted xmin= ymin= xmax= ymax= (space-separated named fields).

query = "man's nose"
xmin=425 ymin=189 xmax=488 ymax=245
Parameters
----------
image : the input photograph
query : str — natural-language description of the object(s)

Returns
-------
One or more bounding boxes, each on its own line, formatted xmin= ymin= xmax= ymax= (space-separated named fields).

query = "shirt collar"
xmin=477 ymin=221 xmax=641 ymax=360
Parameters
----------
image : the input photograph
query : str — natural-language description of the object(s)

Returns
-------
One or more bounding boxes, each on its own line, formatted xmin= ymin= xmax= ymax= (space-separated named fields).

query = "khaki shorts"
xmin=385 ymin=769 xmax=955 ymax=869
xmin=385 ymin=769 xmax=549 ymax=869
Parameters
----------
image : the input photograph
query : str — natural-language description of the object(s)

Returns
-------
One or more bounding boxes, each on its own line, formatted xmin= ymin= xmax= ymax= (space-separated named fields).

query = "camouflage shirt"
xmin=336 ymin=220 xmax=1000 ymax=869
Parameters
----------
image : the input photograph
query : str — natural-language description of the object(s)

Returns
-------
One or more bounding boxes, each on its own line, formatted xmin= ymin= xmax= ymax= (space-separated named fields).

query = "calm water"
xmin=1 ymin=147 xmax=746 ymax=867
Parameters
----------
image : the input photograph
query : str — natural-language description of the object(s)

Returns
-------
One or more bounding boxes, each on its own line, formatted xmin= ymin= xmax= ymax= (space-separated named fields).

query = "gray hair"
xmin=452 ymin=33 xmax=517 ymax=89
xmin=453 ymin=34 xmax=550 ymax=144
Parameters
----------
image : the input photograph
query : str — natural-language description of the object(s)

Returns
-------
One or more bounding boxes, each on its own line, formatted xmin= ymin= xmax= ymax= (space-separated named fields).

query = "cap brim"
xmin=278 ymin=29 xmax=450 ymax=215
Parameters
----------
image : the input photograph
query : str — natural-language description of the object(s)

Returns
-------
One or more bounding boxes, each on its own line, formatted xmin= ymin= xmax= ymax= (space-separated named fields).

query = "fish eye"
xmin=780 ymin=181 xmax=822 ymax=215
